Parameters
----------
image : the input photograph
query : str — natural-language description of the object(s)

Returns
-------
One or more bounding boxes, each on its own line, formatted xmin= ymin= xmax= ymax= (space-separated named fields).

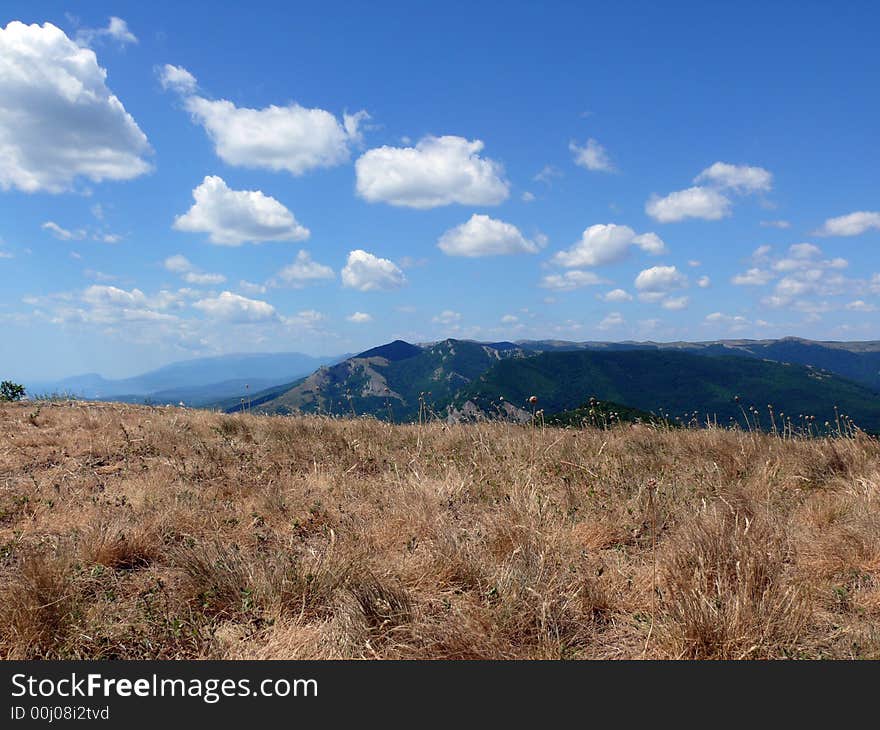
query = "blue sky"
xmin=1 ymin=1 xmax=878 ymax=380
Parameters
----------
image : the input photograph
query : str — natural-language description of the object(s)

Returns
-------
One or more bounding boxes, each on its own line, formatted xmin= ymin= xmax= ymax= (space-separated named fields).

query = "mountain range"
xmin=24 ymin=351 xmax=343 ymax=407
xmin=225 ymin=337 xmax=880 ymax=433
xmin=22 ymin=336 xmax=880 ymax=433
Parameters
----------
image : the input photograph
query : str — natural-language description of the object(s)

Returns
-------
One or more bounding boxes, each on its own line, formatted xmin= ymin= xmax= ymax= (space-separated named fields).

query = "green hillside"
xmin=456 ymin=349 xmax=880 ymax=433
xmin=251 ymin=339 xmax=527 ymax=420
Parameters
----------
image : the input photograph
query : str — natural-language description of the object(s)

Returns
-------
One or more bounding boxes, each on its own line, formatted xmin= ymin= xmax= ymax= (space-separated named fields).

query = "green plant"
xmin=0 ymin=381 xmax=25 ymax=402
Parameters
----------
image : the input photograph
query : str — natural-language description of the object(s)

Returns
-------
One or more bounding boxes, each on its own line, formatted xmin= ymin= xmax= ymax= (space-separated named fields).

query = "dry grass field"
xmin=1 ymin=400 xmax=879 ymax=660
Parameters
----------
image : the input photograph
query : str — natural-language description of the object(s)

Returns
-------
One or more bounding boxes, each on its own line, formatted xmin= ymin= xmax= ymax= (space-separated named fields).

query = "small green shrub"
xmin=0 ymin=381 xmax=25 ymax=402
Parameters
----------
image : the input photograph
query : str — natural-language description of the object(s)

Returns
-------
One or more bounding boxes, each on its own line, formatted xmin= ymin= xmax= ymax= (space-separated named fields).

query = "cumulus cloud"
xmin=432 ymin=310 xmax=462 ymax=325
xmin=661 ymin=296 xmax=689 ymax=310
xmin=599 ymin=312 xmax=625 ymax=330
xmin=163 ymin=254 xmax=192 ymax=274
xmin=551 ymin=224 xmax=666 ymax=267
xmin=173 ymin=176 xmax=310 ymax=245
xmin=83 ymin=284 xmax=147 ymax=308
xmin=271 ymin=250 xmax=334 ymax=288
xmin=694 ymin=162 xmax=772 ymax=193
xmin=341 ymin=250 xmax=406 ymax=291
xmin=22 ymin=284 xmax=332 ymax=352
xmin=733 ymin=243 xmax=857 ymax=311
xmin=163 ymin=254 xmax=226 ymax=285
xmin=162 ymin=64 xmax=366 ymax=175
xmin=645 ymin=187 xmax=731 ymax=223
xmin=158 ymin=64 xmax=197 ymax=94
xmin=634 ymin=266 xmax=689 ymax=302
xmin=186 ymin=98 xmax=367 ymax=175
xmin=814 ymin=211 xmax=880 ymax=237
xmin=521 ymin=191 xmax=536 ymax=203
xmin=601 ymin=288 xmax=633 ymax=302
xmin=705 ymin=312 xmax=751 ymax=331
xmin=437 ymin=214 xmax=541 ymax=257
xmin=75 ymin=17 xmax=138 ymax=46
xmin=347 ymin=311 xmax=372 ymax=323
xmin=647 ymin=161 xmax=771 ymax=223
xmin=632 ymin=232 xmax=667 ymax=255
xmin=355 ymin=135 xmax=509 ymax=208
xmin=193 ymin=291 xmax=277 ymax=322
xmin=238 ymin=280 xmax=267 ymax=296
xmin=569 ymin=138 xmax=615 ymax=173
xmin=697 ymin=275 xmax=711 ymax=288
xmin=732 ymin=268 xmax=775 ymax=286
xmin=0 ymin=21 xmax=151 ymax=193
xmin=540 ymin=270 xmax=609 ymax=291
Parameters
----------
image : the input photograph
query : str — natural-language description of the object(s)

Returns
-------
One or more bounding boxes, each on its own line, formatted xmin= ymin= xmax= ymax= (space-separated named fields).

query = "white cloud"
xmin=647 ymin=162 xmax=772 ymax=223
xmin=635 ymin=265 xmax=688 ymax=293
xmin=731 ymin=267 xmax=775 ymax=286
xmin=551 ymin=224 xmax=666 ymax=267
xmin=601 ymin=288 xmax=633 ymax=302
xmin=760 ymin=219 xmax=791 ymax=229
xmin=846 ymin=300 xmax=877 ymax=312
xmin=694 ymin=162 xmax=772 ymax=193
xmin=164 ymin=254 xmax=192 ymax=274
xmin=740 ymin=243 xmax=856 ymax=310
xmin=284 ymin=309 xmax=325 ymax=329
xmin=83 ymin=285 xmax=146 ymax=308
xmin=697 ymin=275 xmax=711 ymax=288
xmin=184 ymin=271 xmax=226 ymax=285
xmin=173 ymin=176 xmax=309 ymax=245
xmin=705 ymin=312 xmax=750 ymax=331
xmin=534 ymin=165 xmax=562 ymax=184
xmin=193 ymin=291 xmax=277 ymax=322
xmin=0 ymin=21 xmax=151 ymax=193
xmin=632 ymin=232 xmax=667 ymax=255
xmin=272 ymin=250 xmax=335 ymax=288
xmin=76 ymin=17 xmax=138 ymax=46
xmin=598 ymin=312 xmax=625 ymax=330
xmin=752 ymin=244 xmax=772 ymax=261
xmin=521 ymin=191 xmax=536 ymax=203
xmin=645 ymin=186 xmax=731 ymax=223
xmin=238 ymin=280 xmax=267 ymax=296
xmin=437 ymin=214 xmax=540 ymax=257
xmin=355 ymin=135 xmax=509 ymax=208
xmin=347 ymin=311 xmax=372 ymax=323
xmin=42 ymin=222 xmax=85 ymax=241
xmin=158 ymin=64 xmax=197 ymax=94
xmin=501 ymin=314 xmax=519 ymax=324
xmin=569 ymin=138 xmax=615 ymax=172
xmin=540 ymin=270 xmax=608 ymax=291
xmin=661 ymin=296 xmax=689 ymax=310
xmin=814 ymin=211 xmax=880 ymax=237
xmin=341 ymin=250 xmax=406 ymax=291
xmin=170 ymin=68 xmax=366 ymax=174
xmin=432 ymin=310 xmax=462 ymax=325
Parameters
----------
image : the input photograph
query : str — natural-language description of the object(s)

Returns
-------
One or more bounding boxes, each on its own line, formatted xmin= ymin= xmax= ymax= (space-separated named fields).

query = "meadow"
xmin=1 ymin=400 xmax=878 ymax=659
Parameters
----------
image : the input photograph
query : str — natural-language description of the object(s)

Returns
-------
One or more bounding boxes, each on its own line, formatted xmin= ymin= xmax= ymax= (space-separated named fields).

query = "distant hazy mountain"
xmin=25 ymin=351 xmax=342 ymax=405
xmin=236 ymin=337 xmax=880 ymax=433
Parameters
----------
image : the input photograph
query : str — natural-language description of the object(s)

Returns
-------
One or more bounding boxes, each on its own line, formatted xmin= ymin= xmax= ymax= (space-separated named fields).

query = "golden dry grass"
xmin=1 ymin=400 xmax=879 ymax=659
